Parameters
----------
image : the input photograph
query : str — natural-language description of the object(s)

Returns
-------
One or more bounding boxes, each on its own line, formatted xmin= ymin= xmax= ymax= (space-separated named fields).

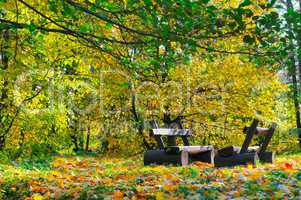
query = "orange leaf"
xmin=163 ymin=184 xmax=174 ymax=191
xmin=113 ymin=191 xmax=124 ymax=200
xmin=78 ymin=175 xmax=85 ymax=181
xmin=191 ymin=185 xmax=198 ymax=190
xmin=284 ymin=162 xmax=293 ymax=169
xmin=234 ymin=191 xmax=241 ymax=197
xmin=31 ymin=186 xmax=48 ymax=194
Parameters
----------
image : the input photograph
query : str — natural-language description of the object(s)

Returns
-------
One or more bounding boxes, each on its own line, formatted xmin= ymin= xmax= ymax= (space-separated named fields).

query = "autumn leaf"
xmin=284 ymin=162 xmax=294 ymax=170
xmin=31 ymin=186 xmax=48 ymax=194
xmin=113 ymin=190 xmax=124 ymax=200
xmin=32 ymin=194 xmax=45 ymax=200
xmin=156 ymin=192 xmax=165 ymax=200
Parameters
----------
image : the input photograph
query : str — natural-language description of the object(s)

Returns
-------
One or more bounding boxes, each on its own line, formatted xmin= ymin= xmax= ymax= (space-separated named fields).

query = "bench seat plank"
xmin=180 ymin=145 xmax=214 ymax=154
xmin=218 ymin=145 xmax=260 ymax=157
xmin=166 ymin=145 xmax=213 ymax=154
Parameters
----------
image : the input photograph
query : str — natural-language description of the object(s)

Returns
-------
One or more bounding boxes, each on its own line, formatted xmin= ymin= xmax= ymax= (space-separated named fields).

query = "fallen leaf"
xmin=113 ymin=191 xmax=124 ymax=200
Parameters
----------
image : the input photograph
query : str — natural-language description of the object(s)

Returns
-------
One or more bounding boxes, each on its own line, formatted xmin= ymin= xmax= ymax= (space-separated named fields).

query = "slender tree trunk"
xmin=0 ymin=29 xmax=10 ymax=150
xmin=290 ymin=57 xmax=301 ymax=144
xmin=71 ymin=135 xmax=79 ymax=152
xmin=296 ymin=0 xmax=301 ymax=91
xmin=79 ymin=129 xmax=84 ymax=150
xmin=130 ymin=83 xmax=151 ymax=149
xmin=297 ymin=0 xmax=301 ymax=146
xmin=85 ymin=126 xmax=90 ymax=151
xmin=286 ymin=0 xmax=301 ymax=146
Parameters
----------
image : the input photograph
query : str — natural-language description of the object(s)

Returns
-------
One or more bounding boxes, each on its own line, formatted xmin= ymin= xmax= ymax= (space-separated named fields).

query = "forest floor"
xmin=0 ymin=153 xmax=301 ymax=200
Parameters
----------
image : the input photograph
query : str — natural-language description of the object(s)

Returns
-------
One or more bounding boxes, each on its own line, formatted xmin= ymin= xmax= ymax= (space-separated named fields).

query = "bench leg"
xmin=258 ymin=151 xmax=275 ymax=163
xmin=190 ymin=149 xmax=215 ymax=164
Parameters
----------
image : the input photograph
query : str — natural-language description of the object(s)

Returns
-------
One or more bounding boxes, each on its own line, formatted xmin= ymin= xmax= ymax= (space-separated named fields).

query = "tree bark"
xmin=291 ymin=71 xmax=300 ymax=145
xmin=286 ymin=0 xmax=301 ymax=147
xmin=297 ymin=0 xmax=301 ymax=146
xmin=85 ymin=126 xmax=90 ymax=151
xmin=0 ymin=29 xmax=10 ymax=150
xmin=130 ymin=83 xmax=151 ymax=150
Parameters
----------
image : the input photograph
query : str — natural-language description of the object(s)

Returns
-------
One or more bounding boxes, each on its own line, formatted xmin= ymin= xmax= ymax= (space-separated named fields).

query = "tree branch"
xmin=65 ymin=0 xmax=159 ymax=38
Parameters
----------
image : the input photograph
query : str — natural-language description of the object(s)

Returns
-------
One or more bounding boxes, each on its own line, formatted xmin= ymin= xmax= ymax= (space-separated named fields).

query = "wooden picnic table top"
xmin=152 ymin=128 xmax=192 ymax=136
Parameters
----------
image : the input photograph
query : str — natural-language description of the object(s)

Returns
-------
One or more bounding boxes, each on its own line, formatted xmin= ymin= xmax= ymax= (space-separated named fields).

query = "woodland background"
xmin=0 ymin=0 xmax=301 ymax=163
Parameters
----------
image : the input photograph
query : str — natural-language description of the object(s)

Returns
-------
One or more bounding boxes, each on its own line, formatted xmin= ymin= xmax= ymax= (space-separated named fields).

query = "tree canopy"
xmin=0 ymin=0 xmax=300 ymax=156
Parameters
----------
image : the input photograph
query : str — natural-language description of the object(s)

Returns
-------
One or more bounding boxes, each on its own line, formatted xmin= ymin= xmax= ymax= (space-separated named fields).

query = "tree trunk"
xmin=162 ymin=113 xmax=176 ymax=146
xmin=85 ymin=126 xmax=90 ymax=151
xmin=298 ymin=0 xmax=301 ymax=146
xmin=79 ymin=129 xmax=84 ymax=150
xmin=286 ymin=0 xmax=301 ymax=147
xmin=130 ymin=84 xmax=151 ymax=150
xmin=291 ymin=68 xmax=301 ymax=146
xmin=71 ymin=134 xmax=79 ymax=152
xmin=0 ymin=29 xmax=10 ymax=150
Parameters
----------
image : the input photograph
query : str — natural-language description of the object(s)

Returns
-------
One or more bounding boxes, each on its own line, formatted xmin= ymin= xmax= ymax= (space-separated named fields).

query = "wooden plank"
xmin=248 ymin=146 xmax=260 ymax=152
xmin=214 ymin=152 xmax=258 ymax=167
xmin=217 ymin=146 xmax=239 ymax=157
xmin=144 ymin=150 xmax=189 ymax=166
xmin=165 ymin=145 xmax=213 ymax=154
xmin=258 ymin=123 xmax=277 ymax=154
xmin=152 ymin=129 xmax=192 ymax=136
xmin=240 ymin=119 xmax=259 ymax=154
xmin=243 ymin=127 xmax=270 ymax=136
xmin=181 ymin=145 xmax=213 ymax=154
xmin=218 ymin=146 xmax=260 ymax=157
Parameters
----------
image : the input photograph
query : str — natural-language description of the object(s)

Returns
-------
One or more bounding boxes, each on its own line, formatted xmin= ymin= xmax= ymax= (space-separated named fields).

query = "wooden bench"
xmin=144 ymin=120 xmax=214 ymax=166
xmin=215 ymin=119 xmax=277 ymax=167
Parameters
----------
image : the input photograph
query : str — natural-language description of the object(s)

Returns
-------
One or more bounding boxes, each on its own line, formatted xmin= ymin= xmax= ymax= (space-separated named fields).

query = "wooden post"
xmin=257 ymin=123 xmax=277 ymax=163
xmin=240 ymin=119 xmax=259 ymax=154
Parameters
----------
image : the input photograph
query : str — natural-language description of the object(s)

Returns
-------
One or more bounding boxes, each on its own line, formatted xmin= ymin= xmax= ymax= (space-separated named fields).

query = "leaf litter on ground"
xmin=0 ymin=154 xmax=300 ymax=199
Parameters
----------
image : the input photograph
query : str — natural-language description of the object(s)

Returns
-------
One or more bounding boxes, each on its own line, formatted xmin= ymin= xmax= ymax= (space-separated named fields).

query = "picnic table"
xmin=144 ymin=119 xmax=276 ymax=167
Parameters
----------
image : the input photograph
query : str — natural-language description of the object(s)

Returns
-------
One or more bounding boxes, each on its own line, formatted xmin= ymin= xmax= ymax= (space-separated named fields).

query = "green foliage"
xmin=239 ymin=0 xmax=252 ymax=8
